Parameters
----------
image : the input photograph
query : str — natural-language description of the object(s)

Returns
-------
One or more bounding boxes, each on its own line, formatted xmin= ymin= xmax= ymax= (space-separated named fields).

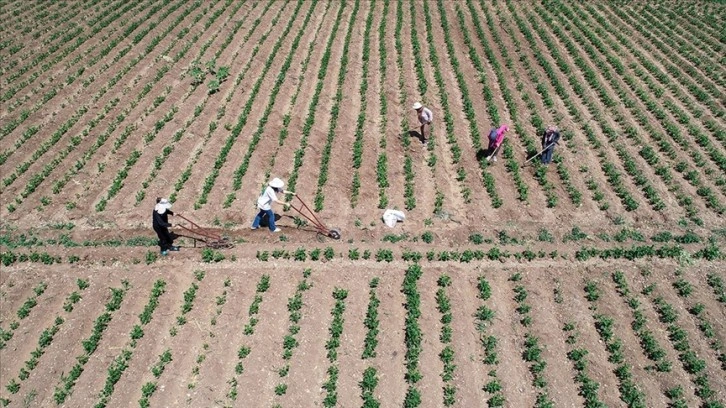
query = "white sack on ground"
xmin=382 ymin=209 xmax=406 ymax=228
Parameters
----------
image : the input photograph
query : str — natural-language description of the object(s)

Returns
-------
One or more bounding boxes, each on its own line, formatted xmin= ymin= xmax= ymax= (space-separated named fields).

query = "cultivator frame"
xmin=174 ymin=214 xmax=233 ymax=249
xmin=288 ymin=195 xmax=341 ymax=240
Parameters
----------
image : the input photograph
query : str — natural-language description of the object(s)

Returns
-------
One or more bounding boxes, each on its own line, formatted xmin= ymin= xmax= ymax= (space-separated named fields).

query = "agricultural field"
xmin=0 ymin=0 xmax=724 ymax=407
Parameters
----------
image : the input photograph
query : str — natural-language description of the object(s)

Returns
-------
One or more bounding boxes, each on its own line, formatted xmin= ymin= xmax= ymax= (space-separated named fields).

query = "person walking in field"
xmin=486 ymin=124 xmax=509 ymax=162
xmin=152 ymin=197 xmax=178 ymax=256
xmin=541 ymin=125 xmax=560 ymax=165
xmin=250 ymin=178 xmax=295 ymax=233
xmin=412 ymin=102 xmax=433 ymax=145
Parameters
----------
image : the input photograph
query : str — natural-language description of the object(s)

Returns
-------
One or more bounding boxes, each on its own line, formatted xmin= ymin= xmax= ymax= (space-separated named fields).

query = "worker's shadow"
xmin=476 ymin=148 xmax=488 ymax=161
xmin=408 ymin=130 xmax=425 ymax=144
xmin=259 ymin=213 xmax=282 ymax=228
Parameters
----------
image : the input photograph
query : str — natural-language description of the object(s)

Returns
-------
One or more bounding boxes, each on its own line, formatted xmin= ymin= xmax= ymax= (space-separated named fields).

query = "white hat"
xmin=155 ymin=198 xmax=172 ymax=214
xmin=412 ymin=102 xmax=423 ymax=110
xmin=268 ymin=178 xmax=284 ymax=188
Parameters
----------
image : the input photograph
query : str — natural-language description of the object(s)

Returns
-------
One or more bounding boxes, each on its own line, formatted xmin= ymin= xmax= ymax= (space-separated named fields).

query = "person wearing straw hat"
xmin=541 ymin=125 xmax=560 ymax=165
xmin=251 ymin=178 xmax=295 ymax=233
xmin=152 ymin=197 xmax=178 ymax=256
xmin=412 ymin=102 xmax=433 ymax=145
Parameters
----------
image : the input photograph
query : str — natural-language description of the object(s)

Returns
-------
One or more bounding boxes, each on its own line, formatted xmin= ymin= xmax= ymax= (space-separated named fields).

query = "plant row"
xmin=584 ymin=281 xmax=647 ymax=407
xmin=225 ymin=274 xmax=270 ymax=404
xmin=50 ymin=0 xmax=205 ymax=201
xmin=284 ymin=1 xmax=348 ymax=197
xmin=94 ymin=279 xmax=166 ymax=408
xmin=435 ymin=274 xmax=457 ymax=405
xmin=611 ymin=271 xmax=673 ymax=372
xmin=649 ymin=292 xmax=722 ymax=406
xmin=422 ymin=0 xmax=472 ymax=206
xmin=53 ymin=282 xmax=129 ymax=404
xmin=509 ymin=273 xmax=554 ymax=407
xmin=507 ymin=1 xmax=642 ymax=212
xmin=392 ymin=0 xmax=416 ymax=210
xmin=375 ymin=0 xmax=390 ymax=209
xmin=321 ymin=288 xmax=349 ymax=407
xmin=475 ymin=276 xmax=505 ymax=407
xmin=171 ymin=1 xmax=274 ymax=203
xmin=313 ymin=0 xmax=361 ymax=212
xmin=349 ymin=0 xmax=376 ymax=207
xmin=223 ymin=0 xmax=315 ymax=208
xmin=272 ymin=268 xmax=313 ymax=402
xmin=0 ymin=281 xmax=47 ymax=349
xmin=402 ymin=263 xmax=423 ymax=407
xmin=551 ymin=2 xmax=722 ymax=217
xmin=480 ymin=1 xmax=561 ymax=206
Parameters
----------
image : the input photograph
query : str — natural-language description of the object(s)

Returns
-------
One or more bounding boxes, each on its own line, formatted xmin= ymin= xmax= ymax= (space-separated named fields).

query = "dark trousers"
xmin=154 ymin=226 xmax=173 ymax=251
xmin=541 ymin=145 xmax=555 ymax=164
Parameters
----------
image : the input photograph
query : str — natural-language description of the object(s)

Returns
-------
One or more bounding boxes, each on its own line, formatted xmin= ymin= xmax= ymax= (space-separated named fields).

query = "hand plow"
xmin=174 ymin=214 xmax=234 ymax=249
xmin=288 ymin=195 xmax=341 ymax=240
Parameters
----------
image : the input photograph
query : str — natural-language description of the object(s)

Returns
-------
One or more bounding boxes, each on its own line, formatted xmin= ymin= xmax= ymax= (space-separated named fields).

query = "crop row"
xmin=349 ymin=0 xmax=376 ymax=207
xmin=321 ymin=288 xmax=349 ymax=407
xmin=583 ymin=4 xmax=726 ymax=189
xmin=611 ymin=271 xmax=672 ymax=372
xmin=94 ymin=279 xmax=166 ymax=408
xmin=225 ymin=274 xmax=270 ymax=404
xmin=584 ymin=281 xmax=647 ymax=407
xmin=510 ymin=273 xmax=554 ymax=407
xmin=626 ymin=5 xmax=724 ymax=117
xmin=475 ymin=276 xmax=504 ymax=407
xmin=422 ymin=0 xmax=472 ymax=206
xmin=271 ymin=268 xmax=313 ymax=403
xmin=493 ymin=2 xmax=585 ymax=206
xmin=171 ymin=1 xmax=273 ymax=203
xmin=375 ymin=0 xmax=390 ymax=209
xmin=393 ymin=0 xmax=416 ymax=210
xmin=2 ymin=0 xmax=189 ymax=188
xmin=563 ymin=322 xmax=607 ymax=407
xmin=650 ymin=293 xmax=721 ymax=406
xmin=402 ymin=263 xmax=423 ymax=407
xmin=133 ymin=0 xmax=250 ymax=205
xmin=549 ymin=2 xmax=723 ymax=218
xmin=435 ymin=274 xmax=456 ymax=406
xmin=53 ymin=282 xmax=129 ymax=404
xmin=225 ymin=0 xmax=317 ymax=208
xmin=49 ymin=0 xmax=206 ymax=204
xmin=480 ymin=1 xmax=560 ymax=206
xmin=285 ymin=1 xmax=347 ymax=197
xmin=506 ymin=1 xmax=643 ymax=212
xmin=537 ymin=5 xmax=672 ymax=214
xmin=196 ymin=0 xmax=301 ymax=208
xmin=0 ymin=281 xmax=47 ymax=350
xmin=313 ymin=0 xmax=361 ymax=212
xmin=359 ymin=277 xmax=381 ymax=407
xmin=98 ymin=0 xmax=227 ymax=211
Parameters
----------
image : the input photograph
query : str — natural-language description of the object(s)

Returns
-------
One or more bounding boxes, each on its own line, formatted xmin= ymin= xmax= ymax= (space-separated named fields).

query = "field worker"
xmin=486 ymin=124 xmax=510 ymax=162
xmin=251 ymin=177 xmax=295 ymax=233
xmin=412 ymin=102 xmax=433 ymax=145
xmin=153 ymin=197 xmax=178 ymax=255
xmin=541 ymin=125 xmax=560 ymax=165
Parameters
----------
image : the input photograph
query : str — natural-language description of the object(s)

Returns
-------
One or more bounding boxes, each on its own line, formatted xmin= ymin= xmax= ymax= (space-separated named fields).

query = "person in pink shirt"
xmin=486 ymin=124 xmax=509 ymax=162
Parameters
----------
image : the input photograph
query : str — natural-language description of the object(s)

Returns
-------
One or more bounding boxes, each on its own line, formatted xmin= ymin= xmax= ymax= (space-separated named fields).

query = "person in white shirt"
xmin=412 ymin=102 xmax=433 ymax=145
xmin=251 ymin=178 xmax=295 ymax=232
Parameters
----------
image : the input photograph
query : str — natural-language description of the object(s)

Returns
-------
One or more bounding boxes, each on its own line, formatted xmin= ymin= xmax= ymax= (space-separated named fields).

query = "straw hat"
xmin=155 ymin=198 xmax=172 ymax=214
xmin=268 ymin=178 xmax=284 ymax=188
xmin=412 ymin=102 xmax=423 ymax=110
